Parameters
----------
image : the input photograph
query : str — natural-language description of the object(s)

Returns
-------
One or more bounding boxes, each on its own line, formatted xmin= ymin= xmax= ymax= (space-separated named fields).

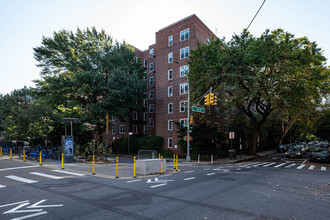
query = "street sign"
xmin=192 ymin=106 xmax=205 ymax=113
xmin=229 ymin=132 xmax=235 ymax=139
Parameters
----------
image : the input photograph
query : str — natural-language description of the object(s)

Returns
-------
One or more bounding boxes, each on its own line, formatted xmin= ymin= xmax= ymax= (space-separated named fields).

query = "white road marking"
xmin=5 ymin=175 xmax=38 ymax=184
xmin=184 ymin=177 xmax=196 ymax=181
xmin=321 ymin=166 xmax=326 ymax=171
xmin=147 ymin=179 xmax=151 ymax=183
xmin=127 ymin=179 xmax=141 ymax=183
xmin=30 ymin=172 xmax=63 ymax=180
xmin=52 ymin=170 xmax=85 ymax=176
xmin=0 ymin=201 xmax=29 ymax=208
xmin=160 ymin=174 xmax=172 ymax=177
xmin=236 ymin=168 xmax=242 ymax=170
xmin=203 ymin=168 xmax=210 ymax=170
xmin=262 ymin=162 xmax=276 ymax=167
xmin=184 ymin=170 xmax=194 ymax=173
xmin=253 ymin=162 xmax=269 ymax=167
xmin=296 ymin=164 xmax=306 ymax=169
xmin=27 ymin=199 xmax=63 ymax=208
xmin=10 ymin=211 xmax=47 ymax=220
xmin=0 ymin=166 xmax=39 ymax=172
xmin=0 ymin=184 xmax=6 ymax=188
xmin=285 ymin=164 xmax=296 ymax=168
xmin=150 ymin=183 xmax=167 ymax=188
xmin=274 ymin=163 xmax=286 ymax=168
xmin=308 ymin=165 xmax=315 ymax=170
xmin=206 ymin=173 xmax=215 ymax=176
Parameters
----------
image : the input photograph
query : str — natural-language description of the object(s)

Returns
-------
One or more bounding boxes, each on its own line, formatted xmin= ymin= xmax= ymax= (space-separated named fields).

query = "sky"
xmin=0 ymin=0 xmax=329 ymax=95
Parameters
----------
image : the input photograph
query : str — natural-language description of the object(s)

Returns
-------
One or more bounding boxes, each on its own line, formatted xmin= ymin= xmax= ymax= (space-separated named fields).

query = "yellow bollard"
xmin=61 ymin=153 xmax=64 ymax=169
xmin=23 ymin=149 xmax=26 ymax=162
xmin=133 ymin=157 xmax=136 ymax=178
xmin=160 ymin=156 xmax=163 ymax=174
xmin=92 ymin=155 xmax=95 ymax=175
xmin=40 ymin=151 xmax=42 ymax=165
xmin=0 ymin=147 xmax=2 ymax=157
xmin=115 ymin=157 xmax=119 ymax=178
xmin=173 ymin=154 xmax=175 ymax=169
xmin=176 ymin=155 xmax=178 ymax=171
xmin=10 ymin=148 xmax=12 ymax=159
xmin=158 ymin=153 xmax=160 ymax=159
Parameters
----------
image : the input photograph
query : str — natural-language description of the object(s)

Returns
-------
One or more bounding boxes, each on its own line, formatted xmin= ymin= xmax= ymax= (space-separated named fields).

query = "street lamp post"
xmin=175 ymin=60 xmax=191 ymax=161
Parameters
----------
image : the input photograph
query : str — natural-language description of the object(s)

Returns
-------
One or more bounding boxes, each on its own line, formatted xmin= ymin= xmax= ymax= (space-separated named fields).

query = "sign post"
xmin=229 ymin=132 xmax=235 ymax=160
xmin=128 ymin=132 xmax=133 ymax=155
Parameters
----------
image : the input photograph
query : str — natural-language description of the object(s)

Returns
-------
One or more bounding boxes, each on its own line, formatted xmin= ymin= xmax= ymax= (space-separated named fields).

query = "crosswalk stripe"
xmin=296 ymin=164 xmax=305 ymax=169
xmin=253 ymin=162 xmax=269 ymax=167
xmin=184 ymin=177 xmax=196 ymax=181
xmin=274 ymin=163 xmax=286 ymax=168
xmin=285 ymin=164 xmax=296 ymax=168
xmin=262 ymin=162 xmax=276 ymax=167
xmin=52 ymin=170 xmax=85 ymax=176
xmin=308 ymin=165 xmax=315 ymax=170
xmin=0 ymin=184 xmax=6 ymax=188
xmin=206 ymin=173 xmax=215 ymax=176
xmin=244 ymin=162 xmax=260 ymax=166
xmin=5 ymin=175 xmax=38 ymax=183
xmin=321 ymin=166 xmax=326 ymax=171
xmin=30 ymin=172 xmax=63 ymax=179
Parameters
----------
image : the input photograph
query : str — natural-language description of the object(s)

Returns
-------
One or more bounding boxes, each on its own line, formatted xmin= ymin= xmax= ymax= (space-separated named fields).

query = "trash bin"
xmin=229 ymin=149 xmax=236 ymax=159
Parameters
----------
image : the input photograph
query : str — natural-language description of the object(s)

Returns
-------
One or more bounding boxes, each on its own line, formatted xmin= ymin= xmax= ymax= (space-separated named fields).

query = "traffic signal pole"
xmin=186 ymin=75 xmax=191 ymax=161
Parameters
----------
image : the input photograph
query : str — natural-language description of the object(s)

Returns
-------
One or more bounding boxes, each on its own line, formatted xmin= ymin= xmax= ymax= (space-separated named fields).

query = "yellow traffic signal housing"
xmin=204 ymin=93 xmax=210 ymax=105
xmin=190 ymin=116 xmax=193 ymax=124
xmin=210 ymin=92 xmax=215 ymax=105
xmin=213 ymin=95 xmax=217 ymax=106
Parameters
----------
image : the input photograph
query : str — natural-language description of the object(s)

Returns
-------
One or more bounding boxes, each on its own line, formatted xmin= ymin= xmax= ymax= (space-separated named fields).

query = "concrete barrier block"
xmin=136 ymin=159 xmax=167 ymax=175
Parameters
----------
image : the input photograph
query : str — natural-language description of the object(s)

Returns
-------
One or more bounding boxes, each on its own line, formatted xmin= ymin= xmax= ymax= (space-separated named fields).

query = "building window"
xmin=133 ymin=125 xmax=138 ymax=134
xmin=149 ymin=62 xmax=154 ymax=72
xmin=149 ymin=48 xmax=154 ymax=58
xmin=168 ymin=103 xmax=173 ymax=114
xmin=168 ymin=86 xmax=173 ymax=97
xmin=143 ymin=99 xmax=147 ymax=108
xmin=149 ymin=90 xmax=154 ymax=99
xmin=180 ymin=47 xmax=189 ymax=59
xmin=206 ymin=120 xmax=210 ymax=126
xmin=168 ymin=35 xmax=173 ymax=46
xmin=168 ymin=52 xmax=173 ymax=63
xmin=180 ymin=28 xmax=189 ymax=41
xmin=168 ymin=69 xmax=173 ymax=80
xmin=149 ymin=118 xmax=154 ymax=127
xmin=133 ymin=111 xmax=138 ymax=120
xmin=215 ymin=123 xmax=220 ymax=131
xmin=112 ymin=126 xmax=116 ymax=134
xmin=180 ymin=83 xmax=188 ymax=95
xmin=111 ymin=116 xmax=115 ymax=121
xmin=224 ymin=110 xmax=228 ymax=119
xmin=180 ymin=118 xmax=188 ymax=126
xmin=119 ymin=125 xmax=126 ymax=134
xmin=168 ymin=138 xmax=173 ymax=148
xmin=144 ymin=58 xmax=147 ymax=67
xmin=232 ymin=107 xmax=236 ymax=114
xmin=149 ymin=76 xmax=154 ymax=85
xmin=144 ymin=112 xmax=147 ymax=121
xmin=215 ymin=107 xmax=220 ymax=117
xmin=149 ymin=104 xmax=154 ymax=113
xmin=168 ymin=120 xmax=173 ymax=131
xmin=224 ymin=125 xmax=229 ymax=133
xmin=180 ymin=65 xmax=189 ymax=77
xmin=180 ymin=101 xmax=188 ymax=112
xmin=144 ymin=126 xmax=147 ymax=134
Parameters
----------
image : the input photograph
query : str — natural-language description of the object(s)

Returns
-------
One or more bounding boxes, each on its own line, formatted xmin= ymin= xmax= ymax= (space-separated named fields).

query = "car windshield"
xmin=313 ymin=148 xmax=327 ymax=153
xmin=288 ymin=148 xmax=299 ymax=153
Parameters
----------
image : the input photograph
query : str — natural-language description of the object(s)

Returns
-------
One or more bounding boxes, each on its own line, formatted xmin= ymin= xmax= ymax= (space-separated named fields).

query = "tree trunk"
xmin=248 ymin=125 xmax=259 ymax=155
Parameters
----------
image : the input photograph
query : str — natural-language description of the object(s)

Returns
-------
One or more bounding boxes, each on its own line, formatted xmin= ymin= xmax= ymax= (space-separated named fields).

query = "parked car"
xmin=285 ymin=147 xmax=303 ymax=158
xmin=295 ymin=145 xmax=306 ymax=154
xmin=277 ymin=145 xmax=287 ymax=153
xmin=310 ymin=147 xmax=330 ymax=163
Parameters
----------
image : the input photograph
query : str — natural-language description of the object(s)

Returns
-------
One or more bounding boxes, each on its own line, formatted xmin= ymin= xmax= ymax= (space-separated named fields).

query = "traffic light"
xmin=213 ymin=94 xmax=217 ymax=106
xmin=210 ymin=92 xmax=215 ymax=105
xmin=190 ymin=116 xmax=193 ymax=124
xmin=204 ymin=93 xmax=210 ymax=105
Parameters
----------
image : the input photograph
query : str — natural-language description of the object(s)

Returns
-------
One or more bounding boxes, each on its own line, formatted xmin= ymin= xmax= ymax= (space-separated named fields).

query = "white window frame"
xmin=143 ymin=126 xmax=147 ymax=134
xmin=149 ymin=118 xmax=154 ymax=127
xmin=180 ymin=65 xmax=189 ymax=77
xmin=144 ymin=112 xmax=147 ymax=121
xmin=168 ymin=120 xmax=173 ymax=131
xmin=143 ymin=99 xmax=147 ymax=108
xmin=144 ymin=58 xmax=147 ymax=67
xmin=168 ymin=52 xmax=173 ymax=63
xmin=149 ymin=90 xmax=154 ymax=99
xmin=112 ymin=126 xmax=116 ymax=134
xmin=180 ymin=118 xmax=188 ymax=126
xmin=168 ymin=103 xmax=173 ymax=114
xmin=119 ymin=125 xmax=126 ymax=134
xmin=149 ymin=62 xmax=154 ymax=72
xmin=133 ymin=111 xmax=138 ymax=120
xmin=180 ymin=83 xmax=188 ymax=95
xmin=168 ymin=138 xmax=173 ymax=148
xmin=111 ymin=116 xmax=115 ymax=121
xmin=180 ymin=28 xmax=189 ymax=42
xmin=149 ymin=104 xmax=154 ymax=113
xmin=180 ymin=101 xmax=188 ymax=112
xmin=149 ymin=76 xmax=154 ymax=85
xmin=168 ymin=86 xmax=173 ymax=97
xmin=149 ymin=48 xmax=154 ymax=58
xmin=133 ymin=125 xmax=138 ymax=134
xmin=224 ymin=125 xmax=229 ymax=133
xmin=215 ymin=122 xmax=220 ymax=131
xmin=180 ymin=46 xmax=189 ymax=59
xmin=168 ymin=69 xmax=173 ymax=80
xmin=168 ymin=35 xmax=173 ymax=46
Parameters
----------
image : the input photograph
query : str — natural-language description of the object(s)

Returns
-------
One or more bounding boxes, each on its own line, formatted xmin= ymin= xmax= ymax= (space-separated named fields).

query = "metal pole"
xmin=128 ymin=135 xmax=130 ymax=156
xmin=70 ymin=121 xmax=73 ymax=137
xmin=186 ymin=75 xmax=191 ymax=161
xmin=230 ymin=139 xmax=233 ymax=160
xmin=65 ymin=124 xmax=67 ymax=136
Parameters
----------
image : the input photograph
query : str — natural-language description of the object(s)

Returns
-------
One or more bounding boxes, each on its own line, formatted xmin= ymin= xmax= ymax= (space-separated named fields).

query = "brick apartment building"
xmin=105 ymin=14 xmax=230 ymax=153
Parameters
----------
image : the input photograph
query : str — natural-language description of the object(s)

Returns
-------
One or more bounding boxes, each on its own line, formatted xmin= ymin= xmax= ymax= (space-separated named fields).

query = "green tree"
xmin=189 ymin=29 xmax=329 ymax=155
xmin=33 ymin=27 xmax=146 ymax=141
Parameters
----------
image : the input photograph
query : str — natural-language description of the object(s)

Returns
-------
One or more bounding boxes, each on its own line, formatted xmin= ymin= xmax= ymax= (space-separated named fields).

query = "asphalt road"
xmin=0 ymin=153 xmax=329 ymax=220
